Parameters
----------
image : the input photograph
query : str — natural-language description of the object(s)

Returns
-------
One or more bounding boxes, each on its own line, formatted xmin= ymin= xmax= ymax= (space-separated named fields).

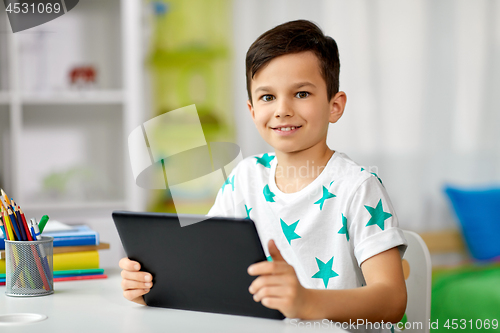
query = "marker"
xmin=38 ymin=215 xmax=49 ymax=233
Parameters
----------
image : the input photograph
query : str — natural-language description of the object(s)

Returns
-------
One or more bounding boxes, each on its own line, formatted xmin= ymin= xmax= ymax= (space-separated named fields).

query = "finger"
xmin=249 ymin=275 xmax=284 ymax=294
xmin=123 ymin=289 xmax=149 ymax=304
xmin=121 ymin=278 xmax=153 ymax=291
xmin=248 ymin=260 xmax=290 ymax=276
xmin=121 ymin=270 xmax=153 ymax=283
xmin=119 ymin=257 xmax=141 ymax=271
xmin=253 ymin=286 xmax=288 ymax=302
xmin=268 ymin=239 xmax=285 ymax=262
xmin=261 ymin=297 xmax=284 ymax=311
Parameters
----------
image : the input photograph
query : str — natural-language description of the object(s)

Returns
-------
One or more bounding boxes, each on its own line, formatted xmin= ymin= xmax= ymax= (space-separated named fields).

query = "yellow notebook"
xmin=0 ymin=250 xmax=99 ymax=274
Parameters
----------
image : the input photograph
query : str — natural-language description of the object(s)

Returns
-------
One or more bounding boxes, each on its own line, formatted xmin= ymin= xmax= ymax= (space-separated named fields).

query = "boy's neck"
xmin=273 ymin=143 xmax=334 ymax=193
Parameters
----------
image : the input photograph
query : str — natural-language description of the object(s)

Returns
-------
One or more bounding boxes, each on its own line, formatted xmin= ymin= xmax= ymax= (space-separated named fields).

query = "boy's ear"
xmin=247 ymin=99 xmax=255 ymax=120
xmin=329 ymin=91 xmax=347 ymax=124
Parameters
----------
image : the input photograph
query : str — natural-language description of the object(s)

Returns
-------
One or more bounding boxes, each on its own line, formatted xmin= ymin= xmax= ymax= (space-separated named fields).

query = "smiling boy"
xmin=120 ymin=20 xmax=407 ymax=330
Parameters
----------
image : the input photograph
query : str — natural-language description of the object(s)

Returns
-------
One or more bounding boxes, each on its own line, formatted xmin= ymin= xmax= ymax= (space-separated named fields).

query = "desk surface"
xmin=1 ymin=269 xmax=347 ymax=333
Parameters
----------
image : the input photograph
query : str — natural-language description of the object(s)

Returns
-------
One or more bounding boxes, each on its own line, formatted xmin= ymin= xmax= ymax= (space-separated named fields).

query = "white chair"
xmin=393 ymin=230 xmax=432 ymax=333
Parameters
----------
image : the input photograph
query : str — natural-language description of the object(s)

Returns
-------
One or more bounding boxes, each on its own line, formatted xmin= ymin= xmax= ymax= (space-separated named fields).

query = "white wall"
xmin=232 ymin=0 xmax=500 ymax=232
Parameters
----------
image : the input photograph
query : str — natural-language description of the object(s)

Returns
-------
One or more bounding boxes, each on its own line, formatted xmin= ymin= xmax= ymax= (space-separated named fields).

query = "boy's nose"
xmin=274 ymin=100 xmax=294 ymax=118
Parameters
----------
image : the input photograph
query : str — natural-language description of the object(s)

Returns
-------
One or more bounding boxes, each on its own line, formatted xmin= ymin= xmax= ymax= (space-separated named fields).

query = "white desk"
xmin=0 ymin=269 xmax=348 ymax=333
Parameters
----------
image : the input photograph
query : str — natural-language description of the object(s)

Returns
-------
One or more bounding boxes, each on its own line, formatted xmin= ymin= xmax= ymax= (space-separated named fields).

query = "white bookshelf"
xmin=20 ymin=90 xmax=124 ymax=105
xmin=0 ymin=92 xmax=9 ymax=104
xmin=0 ymin=0 xmax=146 ymax=230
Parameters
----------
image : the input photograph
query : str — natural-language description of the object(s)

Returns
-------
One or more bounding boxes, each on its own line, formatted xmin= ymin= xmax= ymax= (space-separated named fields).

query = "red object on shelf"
xmin=69 ymin=66 xmax=97 ymax=87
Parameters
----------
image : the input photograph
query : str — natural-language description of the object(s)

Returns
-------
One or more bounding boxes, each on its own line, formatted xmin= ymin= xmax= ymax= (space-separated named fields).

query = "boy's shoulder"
xmin=327 ymin=151 xmax=383 ymax=188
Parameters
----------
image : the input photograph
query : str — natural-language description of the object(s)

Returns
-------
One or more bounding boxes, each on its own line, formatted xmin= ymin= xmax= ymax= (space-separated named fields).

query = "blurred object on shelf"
xmin=37 ymin=166 xmax=111 ymax=202
xmin=152 ymin=1 xmax=169 ymax=16
xmin=19 ymin=29 xmax=50 ymax=92
xmin=146 ymin=0 xmax=234 ymax=214
xmin=69 ymin=66 xmax=98 ymax=90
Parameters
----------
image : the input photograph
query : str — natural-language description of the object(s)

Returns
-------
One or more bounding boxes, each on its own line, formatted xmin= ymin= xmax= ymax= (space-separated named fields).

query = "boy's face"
xmin=247 ymin=51 xmax=345 ymax=155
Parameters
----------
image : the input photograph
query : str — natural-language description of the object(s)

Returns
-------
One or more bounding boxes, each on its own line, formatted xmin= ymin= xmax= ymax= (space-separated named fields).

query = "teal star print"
xmin=221 ymin=175 xmax=235 ymax=193
xmin=329 ymin=180 xmax=334 ymax=187
xmin=244 ymin=205 xmax=252 ymax=219
xmin=255 ymin=153 xmax=275 ymax=168
xmin=364 ymin=199 xmax=392 ymax=230
xmin=338 ymin=214 xmax=349 ymax=241
xmin=280 ymin=219 xmax=301 ymax=245
xmin=361 ymin=167 xmax=365 ymax=171
xmin=314 ymin=186 xmax=336 ymax=210
xmin=263 ymin=184 xmax=276 ymax=202
xmin=311 ymin=257 xmax=338 ymax=288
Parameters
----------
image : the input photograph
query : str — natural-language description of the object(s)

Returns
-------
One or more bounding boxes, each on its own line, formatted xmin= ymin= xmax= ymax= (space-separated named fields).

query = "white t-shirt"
xmin=208 ymin=151 xmax=407 ymax=330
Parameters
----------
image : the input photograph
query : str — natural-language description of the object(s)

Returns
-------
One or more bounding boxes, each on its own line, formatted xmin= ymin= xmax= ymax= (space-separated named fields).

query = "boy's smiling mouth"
xmin=271 ymin=125 xmax=302 ymax=135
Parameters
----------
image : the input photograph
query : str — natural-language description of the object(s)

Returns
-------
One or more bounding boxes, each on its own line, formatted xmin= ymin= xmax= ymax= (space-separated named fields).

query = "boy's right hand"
xmin=119 ymin=257 xmax=153 ymax=305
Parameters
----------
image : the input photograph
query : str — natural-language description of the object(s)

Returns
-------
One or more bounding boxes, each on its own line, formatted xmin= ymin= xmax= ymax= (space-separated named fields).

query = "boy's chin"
xmin=271 ymin=146 xmax=305 ymax=155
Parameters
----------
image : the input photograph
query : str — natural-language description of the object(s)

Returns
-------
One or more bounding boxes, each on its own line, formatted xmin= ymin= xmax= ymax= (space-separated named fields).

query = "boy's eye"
xmin=261 ymin=95 xmax=275 ymax=102
xmin=296 ymin=91 xmax=309 ymax=98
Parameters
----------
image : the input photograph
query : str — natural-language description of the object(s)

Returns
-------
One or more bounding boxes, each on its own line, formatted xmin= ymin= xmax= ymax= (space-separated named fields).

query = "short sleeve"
xmin=206 ymin=167 xmax=245 ymax=218
xmin=346 ymin=175 xmax=407 ymax=266
xmin=207 ymin=184 xmax=237 ymax=217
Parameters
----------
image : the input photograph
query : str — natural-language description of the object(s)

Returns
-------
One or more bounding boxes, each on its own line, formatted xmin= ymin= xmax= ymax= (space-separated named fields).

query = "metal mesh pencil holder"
xmin=5 ymin=236 xmax=54 ymax=297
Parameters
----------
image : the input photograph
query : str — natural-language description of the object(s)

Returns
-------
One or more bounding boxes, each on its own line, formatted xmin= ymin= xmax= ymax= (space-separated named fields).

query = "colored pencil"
xmin=17 ymin=206 xmax=32 ymax=241
xmin=0 ymin=189 xmax=11 ymax=207
xmin=0 ymin=215 xmax=6 ymax=240
xmin=2 ymin=208 xmax=13 ymax=240
xmin=13 ymin=206 xmax=27 ymax=241
xmin=4 ymin=208 xmax=17 ymax=241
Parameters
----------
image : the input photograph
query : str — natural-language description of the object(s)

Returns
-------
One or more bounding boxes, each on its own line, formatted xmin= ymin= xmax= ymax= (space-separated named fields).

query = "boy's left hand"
xmin=248 ymin=239 xmax=310 ymax=318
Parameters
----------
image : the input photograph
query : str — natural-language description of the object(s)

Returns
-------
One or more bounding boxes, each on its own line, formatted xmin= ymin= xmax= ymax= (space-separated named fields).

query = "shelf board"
xmin=21 ymin=90 xmax=124 ymax=105
xmin=0 ymin=91 xmax=10 ymax=104
xmin=23 ymin=200 xmax=127 ymax=211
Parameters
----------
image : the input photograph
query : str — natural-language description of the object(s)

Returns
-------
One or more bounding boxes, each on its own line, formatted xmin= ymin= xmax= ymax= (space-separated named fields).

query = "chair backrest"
xmin=396 ymin=230 xmax=432 ymax=333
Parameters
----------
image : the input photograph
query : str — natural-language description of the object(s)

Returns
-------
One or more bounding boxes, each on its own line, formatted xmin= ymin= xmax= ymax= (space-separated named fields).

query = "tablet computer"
xmin=112 ymin=211 xmax=285 ymax=320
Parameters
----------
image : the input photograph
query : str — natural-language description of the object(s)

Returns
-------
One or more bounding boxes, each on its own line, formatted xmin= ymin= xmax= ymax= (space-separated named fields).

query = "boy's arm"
xmin=248 ymin=240 xmax=407 ymax=323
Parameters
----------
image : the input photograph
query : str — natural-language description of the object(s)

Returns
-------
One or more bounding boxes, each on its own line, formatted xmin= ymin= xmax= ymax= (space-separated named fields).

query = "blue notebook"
xmin=0 ymin=225 xmax=99 ymax=249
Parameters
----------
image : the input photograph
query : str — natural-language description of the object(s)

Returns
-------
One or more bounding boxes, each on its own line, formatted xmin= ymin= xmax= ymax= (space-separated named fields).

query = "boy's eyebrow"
xmin=253 ymin=82 xmax=316 ymax=94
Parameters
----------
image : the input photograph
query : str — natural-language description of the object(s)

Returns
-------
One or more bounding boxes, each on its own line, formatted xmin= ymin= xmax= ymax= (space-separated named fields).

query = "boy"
xmin=120 ymin=20 xmax=407 ymax=328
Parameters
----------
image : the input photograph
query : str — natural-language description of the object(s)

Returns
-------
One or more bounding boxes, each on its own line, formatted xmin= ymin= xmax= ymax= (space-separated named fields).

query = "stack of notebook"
xmin=0 ymin=222 xmax=109 ymax=285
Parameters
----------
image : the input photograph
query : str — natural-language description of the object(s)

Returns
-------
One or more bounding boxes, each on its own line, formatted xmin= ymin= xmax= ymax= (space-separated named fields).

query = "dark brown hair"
xmin=246 ymin=20 xmax=340 ymax=104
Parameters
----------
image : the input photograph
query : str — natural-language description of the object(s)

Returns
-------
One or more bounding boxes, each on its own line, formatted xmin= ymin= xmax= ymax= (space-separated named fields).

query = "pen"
xmin=31 ymin=219 xmax=52 ymax=283
xmin=31 ymin=218 xmax=41 ymax=240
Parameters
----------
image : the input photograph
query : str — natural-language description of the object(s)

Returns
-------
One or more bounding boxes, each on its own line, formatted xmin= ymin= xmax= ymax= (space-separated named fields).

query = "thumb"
xmin=268 ymin=239 xmax=285 ymax=262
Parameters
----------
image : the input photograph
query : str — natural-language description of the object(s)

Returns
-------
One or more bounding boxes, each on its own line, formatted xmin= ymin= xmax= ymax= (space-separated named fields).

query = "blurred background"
xmin=0 ymin=0 xmax=499 ymax=281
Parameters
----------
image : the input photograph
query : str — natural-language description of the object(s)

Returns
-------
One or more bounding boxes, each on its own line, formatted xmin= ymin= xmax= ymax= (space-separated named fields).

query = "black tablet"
xmin=112 ymin=211 xmax=285 ymax=320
